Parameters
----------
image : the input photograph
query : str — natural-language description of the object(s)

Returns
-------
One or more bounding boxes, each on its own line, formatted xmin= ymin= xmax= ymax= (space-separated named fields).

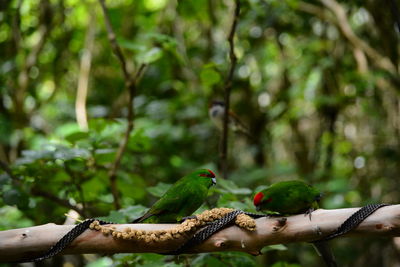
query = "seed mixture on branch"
xmin=89 ymin=208 xmax=256 ymax=243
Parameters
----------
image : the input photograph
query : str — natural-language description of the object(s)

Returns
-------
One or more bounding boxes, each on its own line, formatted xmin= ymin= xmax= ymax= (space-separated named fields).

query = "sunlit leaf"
xmin=261 ymin=244 xmax=288 ymax=253
xmin=138 ymin=47 xmax=163 ymax=64
xmin=65 ymin=131 xmax=89 ymax=143
xmin=200 ymin=68 xmax=221 ymax=87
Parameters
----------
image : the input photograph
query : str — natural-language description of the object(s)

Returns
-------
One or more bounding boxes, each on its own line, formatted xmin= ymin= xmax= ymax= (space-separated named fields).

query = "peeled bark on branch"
xmin=1 ymin=206 xmax=400 ymax=262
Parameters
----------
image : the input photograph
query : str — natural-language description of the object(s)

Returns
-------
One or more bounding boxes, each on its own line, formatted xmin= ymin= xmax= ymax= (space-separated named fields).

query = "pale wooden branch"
xmin=76 ymin=11 xmax=96 ymax=131
xmin=1 ymin=206 xmax=400 ymax=262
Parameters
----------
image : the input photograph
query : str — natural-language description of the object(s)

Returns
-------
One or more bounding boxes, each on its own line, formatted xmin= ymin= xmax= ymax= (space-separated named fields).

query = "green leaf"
xmin=3 ymin=189 xmax=29 ymax=209
xmin=65 ymin=131 xmax=89 ymax=143
xmin=119 ymin=205 xmax=148 ymax=221
xmin=82 ymin=174 xmax=107 ymax=201
xmin=3 ymin=189 xmax=20 ymax=205
xmin=143 ymin=0 xmax=168 ymax=12
xmin=217 ymin=193 xmax=253 ymax=210
xmin=128 ymin=128 xmax=151 ymax=151
xmin=145 ymin=33 xmax=177 ymax=45
xmin=271 ymin=261 xmax=302 ymax=267
xmin=217 ymin=179 xmax=252 ymax=195
xmin=118 ymin=38 xmax=145 ymax=51
xmin=200 ymin=68 xmax=221 ymax=87
xmin=192 ymin=252 xmax=256 ymax=267
xmin=94 ymin=149 xmax=116 ymax=164
xmin=192 ymin=255 xmax=225 ymax=267
xmin=138 ymin=47 xmax=163 ymax=64
xmin=118 ymin=173 xmax=146 ymax=201
xmin=85 ymin=257 xmax=113 ymax=267
xmin=0 ymin=174 xmax=10 ymax=187
xmin=0 ymin=206 xmax=33 ymax=230
xmin=261 ymin=244 xmax=288 ymax=253
xmin=20 ymin=149 xmax=55 ymax=161
xmin=54 ymin=147 xmax=90 ymax=161
xmin=98 ymin=210 xmax=126 ymax=223
xmin=55 ymin=123 xmax=81 ymax=138
xmin=337 ymin=141 xmax=352 ymax=154
xmin=147 ymin=182 xmax=172 ymax=198
xmin=0 ymin=114 xmax=12 ymax=143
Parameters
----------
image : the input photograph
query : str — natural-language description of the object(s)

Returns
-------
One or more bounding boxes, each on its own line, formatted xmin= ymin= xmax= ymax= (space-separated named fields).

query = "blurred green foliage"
xmin=1 ymin=0 xmax=400 ymax=266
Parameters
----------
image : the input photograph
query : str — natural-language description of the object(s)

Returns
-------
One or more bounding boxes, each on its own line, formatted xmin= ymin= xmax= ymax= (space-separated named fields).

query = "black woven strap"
xmin=167 ymin=211 xmax=267 ymax=255
xmin=315 ymin=203 xmax=389 ymax=242
xmin=19 ymin=219 xmax=113 ymax=262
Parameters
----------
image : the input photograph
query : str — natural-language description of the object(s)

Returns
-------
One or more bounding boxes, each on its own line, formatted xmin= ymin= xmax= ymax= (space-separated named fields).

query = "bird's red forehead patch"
xmin=253 ymin=192 xmax=264 ymax=206
xmin=199 ymin=169 xmax=216 ymax=178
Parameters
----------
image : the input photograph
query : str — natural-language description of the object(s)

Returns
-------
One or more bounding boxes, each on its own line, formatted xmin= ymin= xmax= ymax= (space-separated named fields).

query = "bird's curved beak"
xmin=212 ymin=178 xmax=217 ymax=185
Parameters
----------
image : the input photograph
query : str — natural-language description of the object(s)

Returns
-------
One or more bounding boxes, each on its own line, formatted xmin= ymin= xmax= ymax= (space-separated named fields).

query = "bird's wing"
xmin=132 ymin=179 xmax=189 ymax=223
xmin=132 ymin=196 xmax=181 ymax=223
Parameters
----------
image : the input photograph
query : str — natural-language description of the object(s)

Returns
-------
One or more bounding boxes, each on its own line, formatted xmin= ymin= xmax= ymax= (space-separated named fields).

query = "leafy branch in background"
xmin=221 ymin=0 xmax=241 ymax=179
xmin=1 ymin=0 xmax=400 ymax=266
xmin=0 ymin=158 xmax=85 ymax=215
xmin=98 ymin=0 xmax=147 ymax=209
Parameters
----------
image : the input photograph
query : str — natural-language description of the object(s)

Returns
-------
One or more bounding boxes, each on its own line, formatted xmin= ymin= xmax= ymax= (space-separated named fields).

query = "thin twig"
xmin=317 ymin=0 xmax=396 ymax=74
xmin=64 ymin=163 xmax=87 ymax=216
xmin=135 ymin=63 xmax=147 ymax=82
xmin=297 ymin=0 xmax=397 ymax=75
xmin=205 ymin=0 xmax=217 ymax=59
xmin=11 ymin=0 xmax=23 ymax=51
xmin=221 ymin=0 xmax=240 ymax=179
xmin=98 ymin=0 xmax=130 ymax=82
xmin=31 ymin=187 xmax=84 ymax=215
xmin=98 ymin=0 xmax=146 ymax=209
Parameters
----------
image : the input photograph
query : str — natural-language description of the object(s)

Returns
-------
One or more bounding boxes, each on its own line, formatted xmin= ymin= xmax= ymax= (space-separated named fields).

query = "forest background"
xmin=1 ymin=0 xmax=400 ymax=266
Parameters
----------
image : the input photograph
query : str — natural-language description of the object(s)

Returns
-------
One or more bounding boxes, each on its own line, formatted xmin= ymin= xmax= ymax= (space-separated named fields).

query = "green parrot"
xmin=132 ymin=169 xmax=217 ymax=223
xmin=253 ymin=180 xmax=321 ymax=215
xmin=253 ymin=180 xmax=337 ymax=267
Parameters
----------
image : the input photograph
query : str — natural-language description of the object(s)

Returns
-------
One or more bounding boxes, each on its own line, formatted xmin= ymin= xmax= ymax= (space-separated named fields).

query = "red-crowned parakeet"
xmin=253 ymin=180 xmax=337 ymax=267
xmin=133 ymin=169 xmax=216 ymax=223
